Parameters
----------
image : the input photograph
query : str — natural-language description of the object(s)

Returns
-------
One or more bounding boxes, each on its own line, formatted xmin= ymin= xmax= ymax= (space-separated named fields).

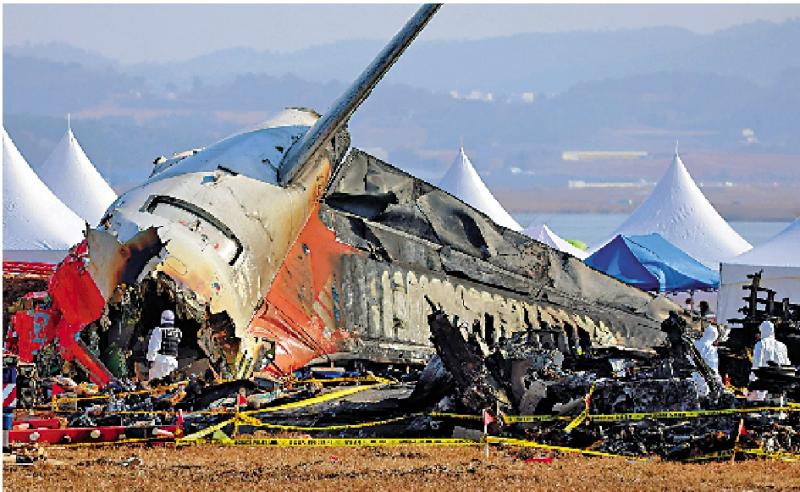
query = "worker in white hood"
xmin=748 ymin=320 xmax=791 ymax=401
xmin=147 ymin=310 xmax=182 ymax=382
xmin=750 ymin=320 xmax=791 ymax=385
xmin=694 ymin=325 xmax=720 ymax=376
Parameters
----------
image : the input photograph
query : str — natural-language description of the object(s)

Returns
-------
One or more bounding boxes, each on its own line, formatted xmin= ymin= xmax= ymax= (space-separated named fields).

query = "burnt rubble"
xmin=421 ymin=302 xmax=799 ymax=460
xmin=426 ymin=304 xmax=725 ymax=416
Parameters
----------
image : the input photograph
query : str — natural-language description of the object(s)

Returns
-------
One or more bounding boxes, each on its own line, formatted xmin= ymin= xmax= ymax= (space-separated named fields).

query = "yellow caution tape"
xmin=181 ymin=417 xmax=236 ymax=441
xmin=53 ymin=381 xmax=187 ymax=406
xmin=429 ymin=412 xmax=482 ymax=421
xmin=505 ymin=405 xmax=799 ymax=425
xmin=685 ymin=447 xmax=800 ymax=463
xmin=293 ymin=376 xmax=391 ymax=384
xmin=104 ymin=409 xmax=233 ymax=416
xmin=740 ymin=448 xmax=800 ymax=461
xmin=239 ymin=415 xmax=411 ymax=432
xmin=564 ymin=383 xmax=596 ymax=433
xmin=503 ymin=415 xmax=572 ymax=423
xmin=682 ymin=449 xmax=735 ymax=462
xmin=242 ymin=379 xmax=390 ymax=417
xmin=486 ymin=437 xmax=648 ymax=460
xmin=57 ymin=436 xmax=173 ymax=448
xmin=180 ymin=437 xmax=480 ymax=447
xmin=564 ymin=408 xmax=589 ymax=433
xmin=588 ymin=405 xmax=799 ymax=422
xmin=183 ymin=380 xmax=390 ymax=441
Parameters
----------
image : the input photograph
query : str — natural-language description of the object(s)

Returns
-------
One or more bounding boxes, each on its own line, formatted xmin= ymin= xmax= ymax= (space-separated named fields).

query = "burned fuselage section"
xmin=310 ymin=149 xmax=677 ymax=366
xmin=14 ymin=135 xmax=685 ymax=385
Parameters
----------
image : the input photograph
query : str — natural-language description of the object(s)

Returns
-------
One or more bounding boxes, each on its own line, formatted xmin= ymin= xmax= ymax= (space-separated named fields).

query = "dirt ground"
xmin=4 ymin=444 xmax=800 ymax=491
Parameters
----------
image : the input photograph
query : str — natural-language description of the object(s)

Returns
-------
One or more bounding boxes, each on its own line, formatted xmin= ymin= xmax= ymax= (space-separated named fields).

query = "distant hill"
xmin=116 ymin=20 xmax=800 ymax=94
xmin=9 ymin=20 xmax=800 ymax=95
xmin=4 ymin=19 xmax=800 ymax=213
xmin=3 ymin=55 xmax=144 ymax=115
xmin=5 ymin=41 xmax=118 ymax=70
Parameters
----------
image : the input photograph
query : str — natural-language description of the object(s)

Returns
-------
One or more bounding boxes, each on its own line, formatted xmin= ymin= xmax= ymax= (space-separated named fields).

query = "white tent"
xmin=37 ymin=121 xmax=117 ymax=225
xmin=3 ymin=128 xmax=85 ymax=261
xmin=438 ymin=147 xmax=522 ymax=231
xmin=595 ymin=149 xmax=751 ymax=267
xmin=523 ymin=223 xmax=588 ymax=259
xmin=717 ymin=218 xmax=800 ymax=325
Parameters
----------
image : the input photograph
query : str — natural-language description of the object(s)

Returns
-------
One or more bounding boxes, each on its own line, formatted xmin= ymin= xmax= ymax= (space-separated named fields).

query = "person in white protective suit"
xmin=751 ymin=320 xmax=791 ymax=377
xmin=694 ymin=325 xmax=721 ymax=379
xmin=147 ymin=310 xmax=182 ymax=381
xmin=748 ymin=320 xmax=792 ymax=401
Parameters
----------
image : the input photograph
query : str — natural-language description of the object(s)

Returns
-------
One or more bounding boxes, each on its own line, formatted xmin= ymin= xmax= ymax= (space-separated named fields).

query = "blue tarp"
xmin=585 ymin=233 xmax=720 ymax=292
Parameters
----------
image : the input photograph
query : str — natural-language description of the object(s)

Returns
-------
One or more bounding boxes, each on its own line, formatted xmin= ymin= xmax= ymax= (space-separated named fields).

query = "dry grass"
xmin=5 ymin=444 xmax=800 ymax=491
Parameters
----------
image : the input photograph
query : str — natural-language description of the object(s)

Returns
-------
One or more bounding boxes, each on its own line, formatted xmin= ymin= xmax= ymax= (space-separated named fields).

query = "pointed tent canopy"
xmin=523 ymin=223 xmax=588 ymax=259
xmin=717 ymin=218 xmax=800 ymax=324
xmin=585 ymin=233 xmax=720 ymax=293
xmin=726 ymin=218 xmax=800 ymax=268
xmin=438 ymin=147 xmax=522 ymax=231
xmin=3 ymin=128 xmax=85 ymax=255
xmin=37 ymin=121 xmax=117 ymax=225
xmin=598 ymin=149 xmax=751 ymax=266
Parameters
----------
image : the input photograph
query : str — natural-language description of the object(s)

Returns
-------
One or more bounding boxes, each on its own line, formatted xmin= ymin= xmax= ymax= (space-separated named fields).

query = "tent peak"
xmin=522 ymin=222 xmax=587 ymax=259
xmin=3 ymin=127 xmax=85 ymax=251
xmin=596 ymin=146 xmax=751 ymax=266
xmin=38 ymin=124 xmax=117 ymax=225
xmin=438 ymin=146 xmax=522 ymax=231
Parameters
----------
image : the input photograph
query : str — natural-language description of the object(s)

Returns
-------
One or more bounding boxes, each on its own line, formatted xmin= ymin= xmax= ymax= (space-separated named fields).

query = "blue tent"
xmin=585 ymin=233 xmax=720 ymax=292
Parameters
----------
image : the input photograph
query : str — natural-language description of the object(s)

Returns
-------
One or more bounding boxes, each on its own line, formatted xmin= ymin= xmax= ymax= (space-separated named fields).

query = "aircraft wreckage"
xmin=8 ymin=4 xmax=679 ymax=388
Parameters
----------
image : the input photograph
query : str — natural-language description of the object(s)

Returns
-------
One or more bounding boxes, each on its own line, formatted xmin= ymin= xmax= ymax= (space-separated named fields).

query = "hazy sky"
xmin=5 ymin=4 xmax=800 ymax=63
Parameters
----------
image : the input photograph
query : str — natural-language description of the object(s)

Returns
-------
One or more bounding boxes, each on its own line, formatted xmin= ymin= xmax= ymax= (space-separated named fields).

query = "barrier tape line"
xmin=586 ymin=405 xmax=800 ymax=423
xmin=57 ymin=436 xmax=173 ymax=448
xmin=176 ymin=434 xmax=648 ymax=458
xmin=290 ymin=376 xmax=394 ymax=385
xmin=740 ymin=448 xmax=800 ymax=461
xmin=505 ymin=405 xmax=799 ymax=424
xmin=238 ymin=414 xmax=411 ymax=432
xmin=182 ymin=381 xmax=391 ymax=441
xmin=684 ymin=448 xmax=800 ymax=463
xmin=429 ymin=412 xmax=481 ymax=421
xmin=94 ymin=409 xmax=233 ymax=416
xmin=53 ymin=381 xmax=187 ymax=405
xmin=486 ymin=437 xmax=648 ymax=461
xmin=179 ymin=437 xmax=481 ymax=447
xmin=563 ymin=383 xmax=596 ymax=433
xmin=682 ymin=449 xmax=734 ymax=462
xmin=503 ymin=415 xmax=572 ymax=423
xmin=181 ymin=417 xmax=236 ymax=441
xmin=241 ymin=379 xmax=390 ymax=417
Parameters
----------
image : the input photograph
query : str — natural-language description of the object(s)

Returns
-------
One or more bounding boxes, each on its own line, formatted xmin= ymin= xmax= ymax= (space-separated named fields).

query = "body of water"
xmin=513 ymin=213 xmax=790 ymax=249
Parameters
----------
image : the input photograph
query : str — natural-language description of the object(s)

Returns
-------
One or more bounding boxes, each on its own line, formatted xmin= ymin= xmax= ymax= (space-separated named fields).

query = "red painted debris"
xmin=12 ymin=418 xmax=60 ymax=430
xmin=8 ymin=240 xmax=114 ymax=386
xmin=524 ymin=456 xmax=554 ymax=464
xmin=8 ymin=425 xmax=178 ymax=444
xmin=2 ymin=261 xmax=56 ymax=278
